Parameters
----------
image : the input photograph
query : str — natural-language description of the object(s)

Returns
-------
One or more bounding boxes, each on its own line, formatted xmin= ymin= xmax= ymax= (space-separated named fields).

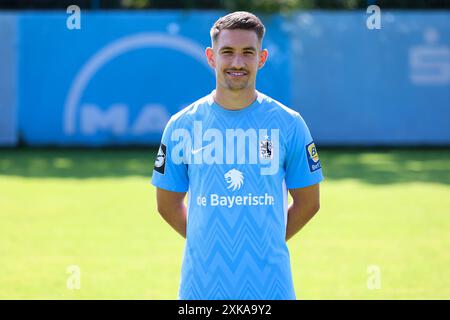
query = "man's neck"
xmin=213 ymin=87 xmax=258 ymax=111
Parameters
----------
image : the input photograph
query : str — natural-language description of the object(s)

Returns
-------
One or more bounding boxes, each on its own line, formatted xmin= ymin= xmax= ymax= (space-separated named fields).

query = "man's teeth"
xmin=229 ymin=72 xmax=246 ymax=76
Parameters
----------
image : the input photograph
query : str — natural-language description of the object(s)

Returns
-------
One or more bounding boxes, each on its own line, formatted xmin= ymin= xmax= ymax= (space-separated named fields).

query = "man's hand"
xmin=286 ymin=184 xmax=321 ymax=241
xmin=156 ymin=187 xmax=187 ymax=238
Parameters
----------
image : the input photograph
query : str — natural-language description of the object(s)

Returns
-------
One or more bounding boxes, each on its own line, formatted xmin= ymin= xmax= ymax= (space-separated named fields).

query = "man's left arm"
xmin=286 ymin=183 xmax=320 ymax=241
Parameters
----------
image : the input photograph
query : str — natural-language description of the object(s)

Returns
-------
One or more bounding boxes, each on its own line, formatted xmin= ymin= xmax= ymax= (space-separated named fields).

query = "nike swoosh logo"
xmin=191 ymin=145 xmax=208 ymax=154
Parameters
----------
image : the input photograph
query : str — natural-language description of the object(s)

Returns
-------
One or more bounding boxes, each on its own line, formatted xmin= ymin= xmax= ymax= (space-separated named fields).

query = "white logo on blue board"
xmin=410 ymin=28 xmax=450 ymax=85
xmin=64 ymin=32 xmax=213 ymax=136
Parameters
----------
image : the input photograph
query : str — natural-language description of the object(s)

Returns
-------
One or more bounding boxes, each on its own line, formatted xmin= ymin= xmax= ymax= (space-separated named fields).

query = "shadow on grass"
xmin=320 ymin=148 xmax=450 ymax=185
xmin=0 ymin=148 xmax=156 ymax=179
xmin=0 ymin=147 xmax=449 ymax=185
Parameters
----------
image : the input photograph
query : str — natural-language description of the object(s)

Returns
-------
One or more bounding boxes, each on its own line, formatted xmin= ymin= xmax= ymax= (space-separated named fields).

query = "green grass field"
xmin=1 ymin=148 xmax=449 ymax=299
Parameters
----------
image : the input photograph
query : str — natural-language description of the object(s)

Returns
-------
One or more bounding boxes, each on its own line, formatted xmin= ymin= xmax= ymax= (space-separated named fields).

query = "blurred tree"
xmin=121 ymin=0 xmax=221 ymax=9
xmin=221 ymin=0 xmax=315 ymax=12
xmin=121 ymin=0 xmax=150 ymax=9
xmin=0 ymin=0 xmax=449 ymax=10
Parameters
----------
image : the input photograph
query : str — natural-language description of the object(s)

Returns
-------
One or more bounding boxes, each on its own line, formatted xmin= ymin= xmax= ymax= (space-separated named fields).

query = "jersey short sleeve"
xmin=151 ymin=117 xmax=189 ymax=192
xmin=284 ymin=113 xmax=324 ymax=189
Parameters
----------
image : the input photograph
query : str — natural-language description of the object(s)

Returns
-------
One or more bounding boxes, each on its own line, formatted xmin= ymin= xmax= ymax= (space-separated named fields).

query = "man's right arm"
xmin=156 ymin=187 xmax=187 ymax=239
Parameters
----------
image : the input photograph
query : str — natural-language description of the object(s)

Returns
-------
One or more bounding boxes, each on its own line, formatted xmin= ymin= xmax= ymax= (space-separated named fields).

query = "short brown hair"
xmin=210 ymin=11 xmax=266 ymax=46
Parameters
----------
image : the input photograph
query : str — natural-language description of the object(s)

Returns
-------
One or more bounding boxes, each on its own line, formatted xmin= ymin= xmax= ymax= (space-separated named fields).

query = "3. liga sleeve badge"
xmin=306 ymin=142 xmax=321 ymax=172
xmin=154 ymin=143 xmax=166 ymax=174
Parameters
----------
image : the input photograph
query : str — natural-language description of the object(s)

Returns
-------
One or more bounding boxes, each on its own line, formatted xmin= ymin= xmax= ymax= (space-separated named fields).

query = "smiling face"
xmin=206 ymin=29 xmax=268 ymax=92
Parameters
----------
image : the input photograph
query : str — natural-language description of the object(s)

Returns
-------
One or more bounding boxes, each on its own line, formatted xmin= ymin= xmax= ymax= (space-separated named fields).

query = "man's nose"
xmin=230 ymin=54 xmax=245 ymax=69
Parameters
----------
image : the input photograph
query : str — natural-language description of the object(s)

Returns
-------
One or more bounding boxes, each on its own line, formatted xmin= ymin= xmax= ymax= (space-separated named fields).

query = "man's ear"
xmin=258 ymin=49 xmax=268 ymax=69
xmin=205 ymin=47 xmax=215 ymax=68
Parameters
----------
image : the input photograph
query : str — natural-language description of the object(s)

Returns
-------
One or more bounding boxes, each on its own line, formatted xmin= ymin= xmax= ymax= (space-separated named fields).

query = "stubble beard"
xmin=222 ymin=73 xmax=251 ymax=91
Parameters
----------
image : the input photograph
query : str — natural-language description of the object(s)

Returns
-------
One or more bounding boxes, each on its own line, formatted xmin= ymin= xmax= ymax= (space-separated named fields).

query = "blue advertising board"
xmin=17 ymin=11 xmax=290 ymax=146
xmin=0 ymin=14 xmax=17 ymax=146
xmin=0 ymin=10 xmax=449 ymax=146
xmin=289 ymin=11 xmax=450 ymax=145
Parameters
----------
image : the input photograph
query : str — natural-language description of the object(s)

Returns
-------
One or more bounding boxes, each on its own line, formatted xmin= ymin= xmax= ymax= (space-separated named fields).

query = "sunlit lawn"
xmin=0 ymin=148 xmax=449 ymax=299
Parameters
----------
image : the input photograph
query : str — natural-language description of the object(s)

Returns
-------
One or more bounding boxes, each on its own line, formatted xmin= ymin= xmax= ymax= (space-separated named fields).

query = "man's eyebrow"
xmin=218 ymin=46 xmax=257 ymax=52
xmin=219 ymin=46 xmax=235 ymax=51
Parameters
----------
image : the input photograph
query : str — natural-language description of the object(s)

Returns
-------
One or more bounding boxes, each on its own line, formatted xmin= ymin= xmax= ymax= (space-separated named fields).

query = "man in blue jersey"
xmin=152 ymin=11 xmax=323 ymax=300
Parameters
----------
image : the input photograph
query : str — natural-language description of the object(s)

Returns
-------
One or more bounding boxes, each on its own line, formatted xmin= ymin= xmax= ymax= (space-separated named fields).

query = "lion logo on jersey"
xmin=224 ymin=169 xmax=244 ymax=191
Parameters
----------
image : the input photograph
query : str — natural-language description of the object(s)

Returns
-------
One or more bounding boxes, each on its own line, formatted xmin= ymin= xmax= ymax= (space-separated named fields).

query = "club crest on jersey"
xmin=260 ymin=135 xmax=273 ymax=160
xmin=154 ymin=143 xmax=166 ymax=174
xmin=306 ymin=142 xmax=321 ymax=172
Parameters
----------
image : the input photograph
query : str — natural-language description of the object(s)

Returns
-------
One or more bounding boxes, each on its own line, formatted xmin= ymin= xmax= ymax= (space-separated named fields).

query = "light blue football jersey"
xmin=151 ymin=90 xmax=324 ymax=300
